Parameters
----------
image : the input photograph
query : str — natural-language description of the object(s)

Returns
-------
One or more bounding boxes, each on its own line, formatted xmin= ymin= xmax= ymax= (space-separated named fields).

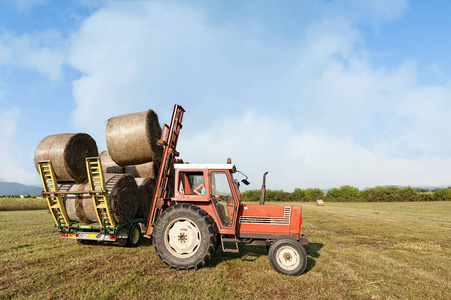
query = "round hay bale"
xmin=125 ymin=161 xmax=159 ymax=179
xmin=35 ymin=133 xmax=98 ymax=183
xmin=135 ymin=178 xmax=156 ymax=218
xmin=76 ymin=188 xmax=98 ymax=225
xmin=58 ymin=183 xmax=90 ymax=222
xmin=99 ymin=151 xmax=124 ymax=174
xmin=81 ymin=173 xmax=139 ymax=225
xmin=106 ymin=110 xmax=163 ymax=166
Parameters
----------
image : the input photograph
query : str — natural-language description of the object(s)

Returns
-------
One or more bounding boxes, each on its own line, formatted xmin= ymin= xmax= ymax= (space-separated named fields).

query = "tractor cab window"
xmin=211 ymin=171 xmax=236 ymax=227
xmin=178 ymin=172 xmax=206 ymax=196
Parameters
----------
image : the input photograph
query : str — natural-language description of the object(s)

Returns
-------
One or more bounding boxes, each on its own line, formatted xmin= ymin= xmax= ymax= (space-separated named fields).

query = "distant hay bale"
xmin=59 ymin=183 xmax=90 ymax=222
xmin=135 ymin=178 xmax=156 ymax=218
xmin=106 ymin=110 xmax=163 ymax=166
xmin=80 ymin=173 xmax=139 ymax=225
xmin=125 ymin=161 xmax=159 ymax=179
xmin=316 ymin=199 xmax=324 ymax=206
xmin=99 ymin=151 xmax=124 ymax=174
xmin=35 ymin=133 xmax=98 ymax=183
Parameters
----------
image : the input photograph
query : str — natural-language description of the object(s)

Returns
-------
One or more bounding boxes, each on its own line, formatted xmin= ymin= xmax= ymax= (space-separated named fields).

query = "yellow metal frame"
xmin=86 ymin=157 xmax=116 ymax=228
xmin=37 ymin=161 xmax=70 ymax=227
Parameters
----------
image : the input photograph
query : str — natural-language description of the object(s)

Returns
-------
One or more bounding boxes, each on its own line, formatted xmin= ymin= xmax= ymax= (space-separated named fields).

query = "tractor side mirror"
xmin=236 ymin=170 xmax=250 ymax=185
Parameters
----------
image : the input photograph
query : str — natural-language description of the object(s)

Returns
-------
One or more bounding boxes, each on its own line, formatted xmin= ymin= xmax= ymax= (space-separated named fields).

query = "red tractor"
xmin=144 ymin=105 xmax=309 ymax=276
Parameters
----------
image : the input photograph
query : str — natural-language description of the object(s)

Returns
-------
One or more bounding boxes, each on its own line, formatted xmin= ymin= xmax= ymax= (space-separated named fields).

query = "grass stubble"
xmin=0 ymin=200 xmax=449 ymax=299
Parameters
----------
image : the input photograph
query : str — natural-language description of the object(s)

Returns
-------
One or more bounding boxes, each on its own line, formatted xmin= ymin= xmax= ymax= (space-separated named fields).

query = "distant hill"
xmin=0 ymin=182 xmax=42 ymax=196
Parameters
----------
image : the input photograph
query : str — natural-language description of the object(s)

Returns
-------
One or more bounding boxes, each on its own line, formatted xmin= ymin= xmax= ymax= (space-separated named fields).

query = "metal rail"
xmin=145 ymin=104 xmax=185 ymax=237
xmin=37 ymin=160 xmax=70 ymax=227
xmin=86 ymin=157 xmax=116 ymax=229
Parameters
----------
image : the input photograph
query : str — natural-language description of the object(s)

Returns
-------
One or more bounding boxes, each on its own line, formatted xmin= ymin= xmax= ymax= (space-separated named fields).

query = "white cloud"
xmin=68 ymin=0 xmax=451 ymax=190
xmin=0 ymin=29 xmax=68 ymax=185
xmin=0 ymin=30 xmax=67 ymax=80
xmin=0 ymin=107 xmax=37 ymax=184
xmin=181 ymin=112 xmax=451 ymax=190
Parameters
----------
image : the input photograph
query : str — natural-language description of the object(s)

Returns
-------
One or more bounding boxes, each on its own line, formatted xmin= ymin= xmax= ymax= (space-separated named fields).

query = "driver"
xmin=193 ymin=183 xmax=206 ymax=195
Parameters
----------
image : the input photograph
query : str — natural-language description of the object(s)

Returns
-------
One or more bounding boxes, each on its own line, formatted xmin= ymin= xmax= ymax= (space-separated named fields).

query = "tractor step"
xmin=223 ymin=248 xmax=240 ymax=253
xmin=220 ymin=235 xmax=240 ymax=253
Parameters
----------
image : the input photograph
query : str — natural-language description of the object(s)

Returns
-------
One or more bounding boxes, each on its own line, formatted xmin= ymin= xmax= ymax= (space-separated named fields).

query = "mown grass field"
xmin=1 ymin=201 xmax=450 ymax=299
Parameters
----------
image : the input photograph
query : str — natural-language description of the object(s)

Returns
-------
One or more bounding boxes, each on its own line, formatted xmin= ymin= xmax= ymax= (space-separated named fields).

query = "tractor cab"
xmin=173 ymin=162 xmax=241 ymax=235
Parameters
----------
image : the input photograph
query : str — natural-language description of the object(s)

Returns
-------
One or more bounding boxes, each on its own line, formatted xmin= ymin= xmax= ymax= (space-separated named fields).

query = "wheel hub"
xmin=166 ymin=219 xmax=201 ymax=258
xmin=178 ymin=232 xmax=187 ymax=243
xmin=131 ymin=228 xmax=140 ymax=244
xmin=283 ymin=252 xmax=292 ymax=261
xmin=276 ymin=246 xmax=299 ymax=270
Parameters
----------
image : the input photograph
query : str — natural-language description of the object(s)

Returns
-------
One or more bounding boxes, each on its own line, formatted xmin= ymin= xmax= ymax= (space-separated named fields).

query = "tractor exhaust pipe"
xmin=259 ymin=171 xmax=268 ymax=205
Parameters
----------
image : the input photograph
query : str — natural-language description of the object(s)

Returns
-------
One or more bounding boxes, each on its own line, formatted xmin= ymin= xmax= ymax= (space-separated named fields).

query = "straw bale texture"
xmin=35 ymin=133 xmax=98 ymax=182
xmin=135 ymin=178 xmax=155 ymax=218
xmin=99 ymin=151 xmax=124 ymax=174
xmin=125 ymin=161 xmax=159 ymax=179
xmin=76 ymin=191 xmax=98 ymax=225
xmin=59 ymin=183 xmax=90 ymax=222
xmin=106 ymin=110 xmax=163 ymax=166
xmin=81 ymin=173 xmax=139 ymax=225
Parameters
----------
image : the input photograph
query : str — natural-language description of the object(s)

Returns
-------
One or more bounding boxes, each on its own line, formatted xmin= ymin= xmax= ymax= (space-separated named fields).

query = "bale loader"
xmin=37 ymin=158 xmax=145 ymax=247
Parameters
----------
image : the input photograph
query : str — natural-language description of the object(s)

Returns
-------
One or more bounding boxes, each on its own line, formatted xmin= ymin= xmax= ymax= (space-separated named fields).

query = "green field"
xmin=0 ymin=197 xmax=47 ymax=211
xmin=1 ymin=202 xmax=450 ymax=299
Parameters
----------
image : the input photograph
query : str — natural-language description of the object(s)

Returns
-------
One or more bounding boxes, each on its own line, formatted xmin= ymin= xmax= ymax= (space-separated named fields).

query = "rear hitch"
xmin=299 ymin=234 xmax=309 ymax=245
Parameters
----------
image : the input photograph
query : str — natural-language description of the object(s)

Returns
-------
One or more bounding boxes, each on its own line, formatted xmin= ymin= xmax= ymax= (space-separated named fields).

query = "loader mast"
xmin=144 ymin=104 xmax=185 ymax=237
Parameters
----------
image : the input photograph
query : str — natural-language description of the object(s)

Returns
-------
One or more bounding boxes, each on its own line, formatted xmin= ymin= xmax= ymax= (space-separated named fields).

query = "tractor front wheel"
xmin=152 ymin=204 xmax=216 ymax=270
xmin=268 ymin=239 xmax=307 ymax=276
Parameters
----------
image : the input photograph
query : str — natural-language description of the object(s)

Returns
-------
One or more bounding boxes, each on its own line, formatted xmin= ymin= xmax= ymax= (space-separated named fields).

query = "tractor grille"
xmin=239 ymin=206 xmax=291 ymax=225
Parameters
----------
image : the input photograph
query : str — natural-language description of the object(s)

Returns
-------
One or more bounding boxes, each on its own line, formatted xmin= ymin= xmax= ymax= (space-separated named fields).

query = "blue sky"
xmin=1 ymin=0 xmax=450 ymax=191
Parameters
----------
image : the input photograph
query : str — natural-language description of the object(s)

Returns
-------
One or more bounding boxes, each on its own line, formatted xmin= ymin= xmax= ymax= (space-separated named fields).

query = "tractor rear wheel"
xmin=268 ymin=239 xmax=307 ymax=276
xmin=152 ymin=203 xmax=216 ymax=270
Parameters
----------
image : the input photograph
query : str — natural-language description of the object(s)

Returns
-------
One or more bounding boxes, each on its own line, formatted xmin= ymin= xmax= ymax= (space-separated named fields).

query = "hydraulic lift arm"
xmin=144 ymin=104 xmax=185 ymax=238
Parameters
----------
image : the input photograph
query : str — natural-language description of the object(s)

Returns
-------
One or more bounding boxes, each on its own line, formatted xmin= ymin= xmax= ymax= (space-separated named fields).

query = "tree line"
xmin=241 ymin=186 xmax=451 ymax=202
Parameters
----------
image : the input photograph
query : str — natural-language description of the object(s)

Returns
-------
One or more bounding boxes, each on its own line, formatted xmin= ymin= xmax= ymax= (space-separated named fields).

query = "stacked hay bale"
xmin=99 ymin=151 xmax=124 ymax=174
xmin=58 ymin=183 xmax=88 ymax=222
xmin=135 ymin=178 xmax=156 ymax=218
xmin=125 ymin=161 xmax=158 ymax=179
xmin=73 ymin=174 xmax=139 ymax=225
xmin=106 ymin=109 xmax=163 ymax=220
xmin=34 ymin=133 xmax=98 ymax=182
xmin=34 ymin=109 xmax=162 ymax=225
xmin=106 ymin=110 xmax=162 ymax=166
xmin=57 ymin=175 xmax=139 ymax=225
